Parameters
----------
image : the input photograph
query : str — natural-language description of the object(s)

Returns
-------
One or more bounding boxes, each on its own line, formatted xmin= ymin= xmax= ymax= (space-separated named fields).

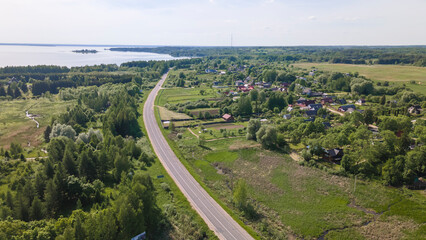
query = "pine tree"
xmin=78 ymin=150 xmax=96 ymax=181
xmin=21 ymin=83 xmax=28 ymax=93
xmin=34 ymin=172 xmax=46 ymax=199
xmin=44 ymin=159 xmax=55 ymax=178
xmin=13 ymin=88 xmax=21 ymax=98
xmin=0 ymin=85 xmax=6 ymax=96
xmin=30 ymin=197 xmax=44 ymax=220
xmin=63 ymin=146 xmax=77 ymax=176
xmin=44 ymin=179 xmax=59 ymax=217
xmin=44 ymin=125 xmax=52 ymax=143
xmin=380 ymin=95 xmax=386 ymax=105
xmin=6 ymin=85 xmax=13 ymax=97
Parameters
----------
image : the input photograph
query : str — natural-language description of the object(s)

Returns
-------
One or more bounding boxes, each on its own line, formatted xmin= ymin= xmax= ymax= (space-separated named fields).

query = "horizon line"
xmin=1 ymin=43 xmax=426 ymax=48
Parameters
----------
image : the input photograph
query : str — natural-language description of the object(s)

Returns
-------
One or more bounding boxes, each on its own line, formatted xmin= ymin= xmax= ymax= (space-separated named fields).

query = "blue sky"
xmin=1 ymin=0 xmax=425 ymax=46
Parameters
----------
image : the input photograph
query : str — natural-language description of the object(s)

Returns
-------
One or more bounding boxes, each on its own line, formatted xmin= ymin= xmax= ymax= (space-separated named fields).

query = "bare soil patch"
xmin=213 ymin=124 xmax=244 ymax=130
xmin=229 ymin=140 xmax=260 ymax=150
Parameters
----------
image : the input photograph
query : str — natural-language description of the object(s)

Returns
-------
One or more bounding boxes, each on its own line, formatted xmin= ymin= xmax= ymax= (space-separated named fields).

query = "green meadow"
xmin=294 ymin=63 xmax=426 ymax=95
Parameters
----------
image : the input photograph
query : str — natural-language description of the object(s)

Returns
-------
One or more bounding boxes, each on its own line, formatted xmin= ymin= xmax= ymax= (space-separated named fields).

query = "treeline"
xmin=0 ymin=65 xmax=69 ymax=74
xmin=110 ymin=46 xmax=426 ymax=66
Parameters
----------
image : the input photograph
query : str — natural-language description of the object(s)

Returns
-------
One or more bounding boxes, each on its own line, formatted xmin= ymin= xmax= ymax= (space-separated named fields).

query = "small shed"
xmin=222 ymin=114 xmax=234 ymax=122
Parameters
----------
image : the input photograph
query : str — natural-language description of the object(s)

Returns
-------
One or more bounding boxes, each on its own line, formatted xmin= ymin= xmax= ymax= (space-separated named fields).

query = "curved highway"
xmin=143 ymin=72 xmax=254 ymax=240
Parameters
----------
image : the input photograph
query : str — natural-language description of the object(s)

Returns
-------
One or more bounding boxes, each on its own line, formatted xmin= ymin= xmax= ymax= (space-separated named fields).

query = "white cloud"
xmin=308 ymin=16 xmax=316 ymax=21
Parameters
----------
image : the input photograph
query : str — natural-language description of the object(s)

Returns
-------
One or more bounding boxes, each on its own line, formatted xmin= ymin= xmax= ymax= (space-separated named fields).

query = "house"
xmin=321 ymin=97 xmax=334 ymax=105
xmin=304 ymin=110 xmax=317 ymax=118
xmin=325 ymin=148 xmax=344 ymax=163
xmin=263 ymin=82 xmax=272 ymax=88
xmin=337 ymin=99 xmax=347 ymax=105
xmin=287 ymin=106 xmax=293 ymax=112
xmin=302 ymin=88 xmax=312 ymax=95
xmin=297 ymin=97 xmax=306 ymax=104
xmin=219 ymin=71 xmax=226 ymax=75
xmin=338 ymin=104 xmax=356 ymax=112
xmin=235 ymin=80 xmax=244 ymax=86
xmin=308 ymin=104 xmax=323 ymax=111
xmin=408 ymin=105 xmax=422 ymax=115
xmin=205 ymin=69 xmax=217 ymax=73
xmin=356 ymin=99 xmax=366 ymax=105
xmin=322 ymin=122 xmax=332 ymax=129
xmin=283 ymin=114 xmax=292 ymax=120
xmin=281 ymin=82 xmax=291 ymax=87
xmin=310 ymin=92 xmax=323 ymax=97
xmin=222 ymin=114 xmax=234 ymax=122
xmin=309 ymin=71 xmax=315 ymax=76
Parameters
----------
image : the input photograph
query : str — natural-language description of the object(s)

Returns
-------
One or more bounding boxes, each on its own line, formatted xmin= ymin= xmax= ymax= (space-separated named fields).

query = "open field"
xmin=157 ymin=106 xmax=191 ymax=121
xmin=294 ymin=63 xmax=426 ymax=95
xmin=0 ymin=97 xmax=76 ymax=149
xmin=164 ymin=125 xmax=426 ymax=239
xmin=157 ymin=87 xmax=219 ymax=106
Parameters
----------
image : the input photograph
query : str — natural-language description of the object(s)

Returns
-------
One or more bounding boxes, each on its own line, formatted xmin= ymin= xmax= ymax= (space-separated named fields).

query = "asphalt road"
xmin=143 ymin=72 xmax=254 ymax=240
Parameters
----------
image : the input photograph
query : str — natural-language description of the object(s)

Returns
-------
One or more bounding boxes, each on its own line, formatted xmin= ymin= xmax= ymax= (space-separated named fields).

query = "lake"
xmin=0 ymin=45 xmax=182 ymax=67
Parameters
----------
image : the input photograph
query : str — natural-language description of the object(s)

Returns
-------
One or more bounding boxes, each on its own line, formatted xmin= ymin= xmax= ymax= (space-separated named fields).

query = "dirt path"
xmin=187 ymin=128 xmax=242 ymax=142
xmin=187 ymin=128 xmax=199 ymax=137
xmin=289 ymin=151 xmax=303 ymax=162
xmin=326 ymin=106 xmax=344 ymax=116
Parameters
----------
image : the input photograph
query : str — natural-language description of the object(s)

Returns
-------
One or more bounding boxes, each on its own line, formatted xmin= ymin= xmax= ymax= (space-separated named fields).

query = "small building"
xmin=302 ymin=88 xmax=312 ymax=95
xmin=310 ymin=92 xmax=323 ymax=97
xmin=235 ymin=80 xmax=244 ymax=86
xmin=321 ymin=97 xmax=334 ymax=105
xmin=337 ymin=99 xmax=347 ymax=105
xmin=283 ymin=114 xmax=292 ymax=120
xmin=338 ymin=104 xmax=356 ymax=112
xmin=308 ymin=103 xmax=323 ymax=111
xmin=263 ymin=82 xmax=272 ymax=88
xmin=322 ymin=122 xmax=332 ymax=129
xmin=356 ymin=99 xmax=366 ymax=106
xmin=325 ymin=148 xmax=344 ymax=163
xmin=408 ymin=105 xmax=422 ymax=115
xmin=222 ymin=114 xmax=234 ymax=122
xmin=304 ymin=110 xmax=317 ymax=118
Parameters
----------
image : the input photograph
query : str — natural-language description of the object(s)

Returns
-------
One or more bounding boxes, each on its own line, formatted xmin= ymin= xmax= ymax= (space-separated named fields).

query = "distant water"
xmin=0 ymin=45 xmax=182 ymax=67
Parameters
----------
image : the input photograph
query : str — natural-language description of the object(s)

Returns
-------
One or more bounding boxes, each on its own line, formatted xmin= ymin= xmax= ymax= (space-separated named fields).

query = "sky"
xmin=0 ymin=0 xmax=425 ymax=46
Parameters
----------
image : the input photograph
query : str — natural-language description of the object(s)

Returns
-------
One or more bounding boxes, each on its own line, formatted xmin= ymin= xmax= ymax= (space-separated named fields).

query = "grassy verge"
xmin=153 ymin=89 xmax=261 ymax=239
xmin=137 ymin=90 xmax=217 ymax=239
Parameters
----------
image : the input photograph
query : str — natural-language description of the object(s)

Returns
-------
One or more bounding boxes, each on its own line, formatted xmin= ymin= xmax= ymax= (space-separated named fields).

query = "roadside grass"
xmin=293 ymin=63 xmax=426 ymax=95
xmin=0 ymin=97 xmax=76 ymax=150
xmin=137 ymin=91 xmax=218 ymax=240
xmin=154 ymin=91 xmax=261 ymax=239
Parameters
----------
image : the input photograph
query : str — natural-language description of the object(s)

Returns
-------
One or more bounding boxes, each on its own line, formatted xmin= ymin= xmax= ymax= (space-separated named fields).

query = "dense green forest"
xmin=110 ymin=46 xmax=426 ymax=66
xmin=0 ymin=60 xmax=214 ymax=239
